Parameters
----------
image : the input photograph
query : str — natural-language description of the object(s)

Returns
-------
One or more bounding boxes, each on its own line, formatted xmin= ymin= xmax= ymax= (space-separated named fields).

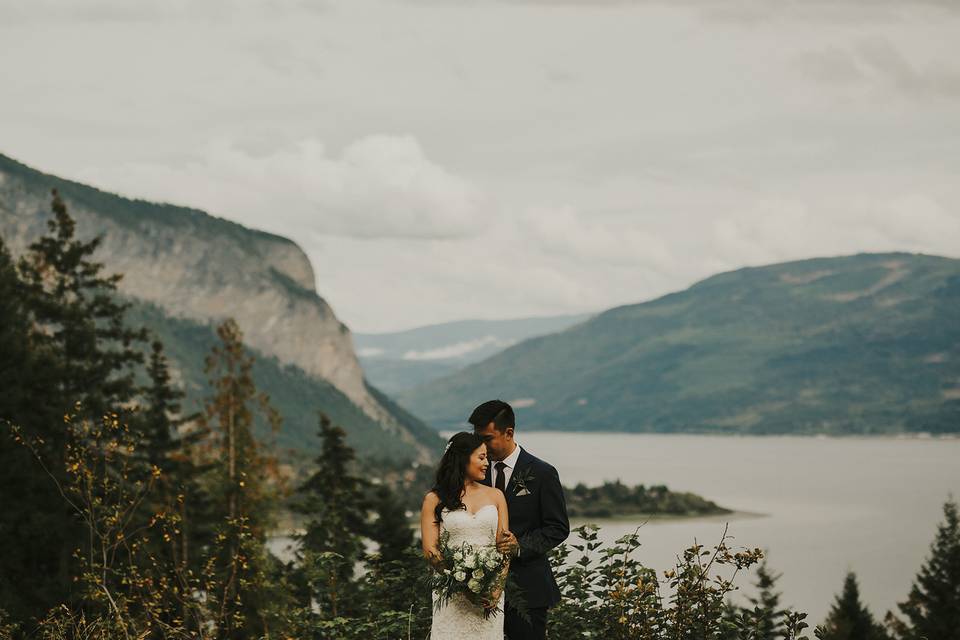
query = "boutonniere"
xmin=513 ymin=468 xmax=536 ymax=497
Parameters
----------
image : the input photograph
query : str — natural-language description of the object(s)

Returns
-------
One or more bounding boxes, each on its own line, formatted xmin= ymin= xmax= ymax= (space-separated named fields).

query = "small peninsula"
xmin=564 ymin=480 xmax=731 ymax=519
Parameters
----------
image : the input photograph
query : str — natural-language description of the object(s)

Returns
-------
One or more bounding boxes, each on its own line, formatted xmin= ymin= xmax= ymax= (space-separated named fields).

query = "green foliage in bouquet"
xmin=430 ymin=530 xmax=509 ymax=620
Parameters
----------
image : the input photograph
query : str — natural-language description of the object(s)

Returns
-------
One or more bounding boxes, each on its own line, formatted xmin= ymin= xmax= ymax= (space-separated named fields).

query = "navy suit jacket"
xmin=485 ymin=447 xmax=570 ymax=609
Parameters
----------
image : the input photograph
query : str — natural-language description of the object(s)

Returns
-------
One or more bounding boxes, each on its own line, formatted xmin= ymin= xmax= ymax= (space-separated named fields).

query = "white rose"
xmin=485 ymin=558 xmax=499 ymax=570
xmin=473 ymin=568 xmax=484 ymax=579
xmin=454 ymin=551 xmax=464 ymax=561
xmin=454 ymin=571 xmax=467 ymax=582
xmin=463 ymin=555 xmax=476 ymax=569
xmin=468 ymin=580 xmax=483 ymax=593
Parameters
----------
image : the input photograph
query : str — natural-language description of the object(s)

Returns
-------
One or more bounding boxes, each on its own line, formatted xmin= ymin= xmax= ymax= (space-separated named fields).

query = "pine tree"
xmin=0 ymin=235 xmax=67 ymax=620
xmin=293 ymin=414 xmax=370 ymax=617
xmin=719 ymin=600 xmax=744 ymax=640
xmin=818 ymin=572 xmax=888 ymax=640
xmin=131 ymin=339 xmax=217 ymax=627
xmin=16 ymin=189 xmax=147 ymax=420
xmin=369 ymin=483 xmax=414 ymax=563
xmin=359 ymin=482 xmax=425 ymax=621
xmin=140 ymin=340 xmax=187 ymax=477
xmin=148 ymin=339 xmax=217 ymax=579
xmin=740 ymin=559 xmax=788 ymax=640
xmin=887 ymin=497 xmax=960 ymax=640
xmin=1 ymin=190 xmax=146 ymax=621
xmin=200 ymin=318 xmax=282 ymax=639
xmin=0 ymin=235 xmax=36 ymax=424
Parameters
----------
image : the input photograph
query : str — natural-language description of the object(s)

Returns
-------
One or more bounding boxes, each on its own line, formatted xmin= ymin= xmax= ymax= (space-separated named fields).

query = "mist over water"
xmin=514 ymin=432 xmax=960 ymax=624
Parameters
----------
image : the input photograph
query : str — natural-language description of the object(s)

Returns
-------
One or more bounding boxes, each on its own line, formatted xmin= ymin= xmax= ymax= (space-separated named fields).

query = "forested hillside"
xmin=402 ymin=253 xmax=960 ymax=434
xmin=0 ymin=152 xmax=442 ymax=460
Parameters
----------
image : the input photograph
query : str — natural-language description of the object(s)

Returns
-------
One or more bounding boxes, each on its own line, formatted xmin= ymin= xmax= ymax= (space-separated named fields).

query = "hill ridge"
xmin=400 ymin=252 xmax=960 ymax=435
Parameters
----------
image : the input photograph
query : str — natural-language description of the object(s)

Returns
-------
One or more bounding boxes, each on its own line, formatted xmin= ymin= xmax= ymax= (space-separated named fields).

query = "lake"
xmin=509 ymin=431 xmax=960 ymax=625
xmin=269 ymin=431 xmax=960 ymax=625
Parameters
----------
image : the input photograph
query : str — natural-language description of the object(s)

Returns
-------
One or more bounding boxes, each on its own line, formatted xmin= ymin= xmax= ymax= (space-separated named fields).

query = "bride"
xmin=421 ymin=432 xmax=510 ymax=639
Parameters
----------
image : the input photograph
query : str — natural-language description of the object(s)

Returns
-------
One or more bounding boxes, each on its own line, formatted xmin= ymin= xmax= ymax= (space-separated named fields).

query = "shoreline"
xmin=570 ymin=509 xmax=766 ymax=526
xmin=435 ymin=430 xmax=960 ymax=441
xmin=270 ymin=508 xmax=765 ymax=540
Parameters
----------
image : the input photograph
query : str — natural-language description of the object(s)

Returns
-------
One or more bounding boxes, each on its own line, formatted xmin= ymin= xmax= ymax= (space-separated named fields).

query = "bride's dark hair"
xmin=432 ymin=431 xmax=486 ymax=523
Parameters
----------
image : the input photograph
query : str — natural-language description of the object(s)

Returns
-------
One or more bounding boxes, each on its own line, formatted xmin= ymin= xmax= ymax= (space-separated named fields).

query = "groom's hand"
xmin=497 ymin=530 xmax=519 ymax=557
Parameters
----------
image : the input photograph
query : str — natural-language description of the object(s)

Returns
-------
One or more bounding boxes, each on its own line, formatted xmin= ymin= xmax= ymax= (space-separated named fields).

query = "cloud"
xmin=0 ymin=0 xmax=212 ymax=25
xmin=706 ymin=195 xmax=960 ymax=269
xmin=77 ymin=136 xmax=486 ymax=240
xmin=0 ymin=0 xmax=327 ymax=25
xmin=871 ymin=194 xmax=960 ymax=247
xmin=794 ymin=37 xmax=960 ymax=99
xmin=308 ymin=182 xmax=960 ymax=332
xmin=793 ymin=47 xmax=866 ymax=87
xmin=402 ymin=336 xmax=514 ymax=360
xmin=401 ymin=0 xmax=958 ymax=22
xmin=517 ymin=205 xmax=678 ymax=276
xmin=856 ymin=37 xmax=960 ymax=99
xmin=4 ymin=0 xmax=959 ymax=334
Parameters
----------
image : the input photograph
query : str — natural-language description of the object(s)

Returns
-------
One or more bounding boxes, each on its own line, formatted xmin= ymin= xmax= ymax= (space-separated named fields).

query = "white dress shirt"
xmin=494 ymin=443 xmax=522 ymax=491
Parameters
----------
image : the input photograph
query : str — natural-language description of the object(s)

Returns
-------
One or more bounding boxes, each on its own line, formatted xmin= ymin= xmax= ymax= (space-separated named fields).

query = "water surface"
xmin=513 ymin=432 xmax=960 ymax=624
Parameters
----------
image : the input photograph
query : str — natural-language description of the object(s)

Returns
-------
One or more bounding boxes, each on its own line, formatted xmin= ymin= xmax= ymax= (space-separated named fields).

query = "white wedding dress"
xmin=431 ymin=504 xmax=505 ymax=640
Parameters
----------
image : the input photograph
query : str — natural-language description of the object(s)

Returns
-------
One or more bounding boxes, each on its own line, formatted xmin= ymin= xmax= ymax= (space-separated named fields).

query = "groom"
xmin=469 ymin=400 xmax=570 ymax=640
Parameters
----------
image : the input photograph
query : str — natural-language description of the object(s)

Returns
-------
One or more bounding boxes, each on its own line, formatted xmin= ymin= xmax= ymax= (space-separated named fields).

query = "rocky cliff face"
xmin=0 ymin=154 xmax=436 ymax=457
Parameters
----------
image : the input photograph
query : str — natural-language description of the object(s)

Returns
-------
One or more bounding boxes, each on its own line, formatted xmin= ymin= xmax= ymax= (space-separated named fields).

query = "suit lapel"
xmin=483 ymin=463 xmax=492 ymax=487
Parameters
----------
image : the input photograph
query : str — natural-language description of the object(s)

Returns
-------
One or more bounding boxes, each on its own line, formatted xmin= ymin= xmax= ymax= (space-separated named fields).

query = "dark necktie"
xmin=494 ymin=461 xmax=507 ymax=493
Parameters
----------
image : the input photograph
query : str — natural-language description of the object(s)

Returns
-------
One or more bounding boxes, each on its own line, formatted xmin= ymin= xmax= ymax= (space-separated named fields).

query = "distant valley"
xmin=355 ymin=314 xmax=591 ymax=393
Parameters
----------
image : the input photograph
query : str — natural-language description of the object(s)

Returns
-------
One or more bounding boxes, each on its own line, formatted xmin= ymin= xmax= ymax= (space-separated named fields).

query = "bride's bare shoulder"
xmin=481 ymin=484 xmax=506 ymax=502
xmin=422 ymin=490 xmax=440 ymax=507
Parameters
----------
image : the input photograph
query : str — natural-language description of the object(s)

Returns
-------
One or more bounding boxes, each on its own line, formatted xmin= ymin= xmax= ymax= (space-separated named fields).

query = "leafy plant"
xmin=547 ymin=523 xmax=810 ymax=640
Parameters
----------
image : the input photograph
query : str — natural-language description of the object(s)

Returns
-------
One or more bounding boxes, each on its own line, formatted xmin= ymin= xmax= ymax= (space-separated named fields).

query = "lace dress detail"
xmin=431 ymin=504 xmax=505 ymax=640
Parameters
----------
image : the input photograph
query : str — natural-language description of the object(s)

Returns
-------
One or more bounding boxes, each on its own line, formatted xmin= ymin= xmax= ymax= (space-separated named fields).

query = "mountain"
xmin=355 ymin=314 xmax=591 ymax=394
xmin=0 ymin=153 xmax=442 ymax=461
xmin=400 ymin=254 xmax=960 ymax=434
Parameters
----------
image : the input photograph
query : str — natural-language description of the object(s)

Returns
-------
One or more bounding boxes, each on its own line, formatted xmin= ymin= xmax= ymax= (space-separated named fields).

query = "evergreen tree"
xmin=0 ymin=235 xmax=66 ymax=621
xmin=887 ymin=497 xmax=960 ymax=640
xmin=739 ymin=559 xmax=788 ymax=640
xmin=140 ymin=340 xmax=187 ymax=477
xmin=200 ymin=318 xmax=283 ymax=639
xmin=133 ymin=339 xmax=216 ymax=626
xmin=359 ymin=483 xmax=425 ymax=623
xmin=16 ymin=189 xmax=147 ymax=419
xmin=818 ymin=572 xmax=888 ymax=640
xmin=718 ymin=600 xmax=744 ymax=640
xmin=0 ymin=235 xmax=36 ymax=426
xmin=293 ymin=414 xmax=370 ymax=616
xmin=369 ymin=483 xmax=414 ymax=563
xmin=1 ymin=190 xmax=146 ymax=622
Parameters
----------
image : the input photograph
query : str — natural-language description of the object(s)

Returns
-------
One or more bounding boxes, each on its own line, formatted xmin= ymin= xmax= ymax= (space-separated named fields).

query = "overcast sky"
xmin=2 ymin=0 xmax=959 ymax=332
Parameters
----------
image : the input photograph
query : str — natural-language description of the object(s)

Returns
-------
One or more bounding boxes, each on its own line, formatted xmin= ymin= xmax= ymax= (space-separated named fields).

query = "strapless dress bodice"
xmin=440 ymin=503 xmax=498 ymax=547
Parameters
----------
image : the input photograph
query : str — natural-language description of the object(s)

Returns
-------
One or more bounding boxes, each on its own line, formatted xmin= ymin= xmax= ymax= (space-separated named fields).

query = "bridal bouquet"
xmin=431 ymin=531 xmax=508 ymax=619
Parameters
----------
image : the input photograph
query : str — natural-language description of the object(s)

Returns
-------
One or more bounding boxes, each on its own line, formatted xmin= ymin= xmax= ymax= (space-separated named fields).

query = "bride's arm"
xmin=420 ymin=491 xmax=443 ymax=569
xmin=492 ymin=490 xmax=511 ymax=601
xmin=495 ymin=489 xmax=510 ymax=542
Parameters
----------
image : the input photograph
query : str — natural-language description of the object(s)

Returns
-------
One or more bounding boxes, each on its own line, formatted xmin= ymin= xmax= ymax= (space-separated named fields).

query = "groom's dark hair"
xmin=468 ymin=399 xmax=515 ymax=433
